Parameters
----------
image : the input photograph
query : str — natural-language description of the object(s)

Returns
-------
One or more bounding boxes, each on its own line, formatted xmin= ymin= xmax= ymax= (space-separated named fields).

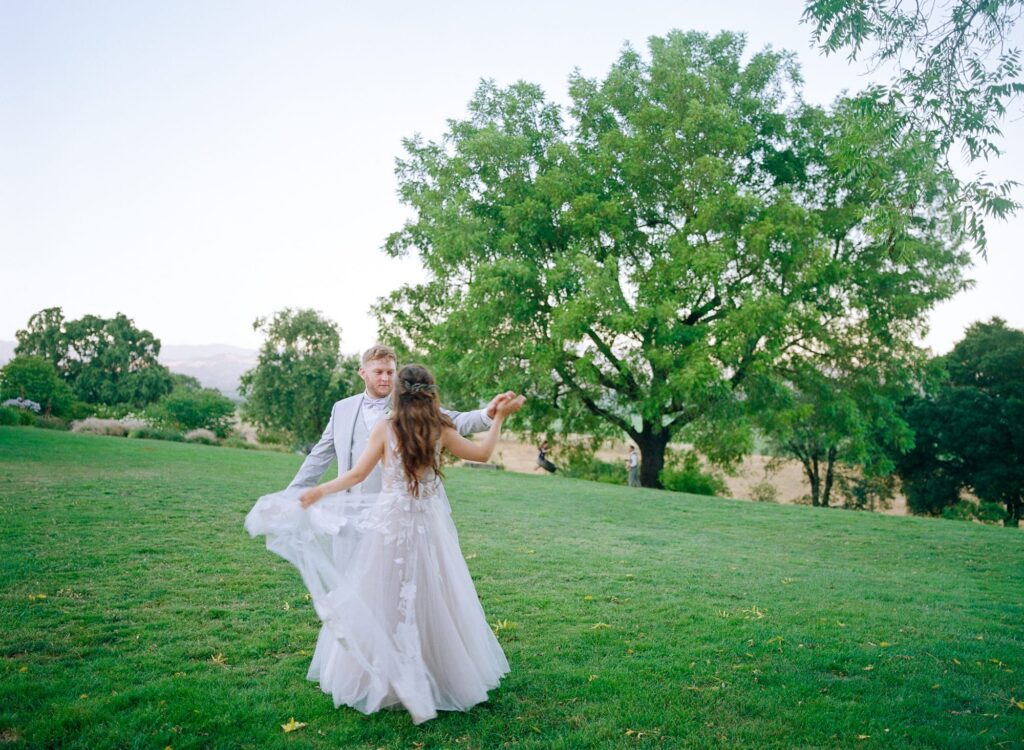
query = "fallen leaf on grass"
xmin=625 ymin=729 xmax=655 ymax=739
xmin=491 ymin=620 xmax=515 ymax=636
xmin=18 ymin=666 xmax=27 ymax=673
xmin=740 ymin=605 xmax=766 ymax=620
xmin=588 ymin=675 xmax=598 ymax=682
xmin=79 ymin=694 xmax=88 ymax=699
xmin=281 ymin=717 xmax=306 ymax=733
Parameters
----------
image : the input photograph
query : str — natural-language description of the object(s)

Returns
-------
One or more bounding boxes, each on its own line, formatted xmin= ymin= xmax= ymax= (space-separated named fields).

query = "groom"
xmin=288 ymin=344 xmax=522 ymax=493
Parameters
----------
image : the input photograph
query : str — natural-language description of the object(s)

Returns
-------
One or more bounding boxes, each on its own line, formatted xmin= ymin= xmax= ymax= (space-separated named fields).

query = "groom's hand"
xmin=486 ymin=391 xmax=525 ymax=420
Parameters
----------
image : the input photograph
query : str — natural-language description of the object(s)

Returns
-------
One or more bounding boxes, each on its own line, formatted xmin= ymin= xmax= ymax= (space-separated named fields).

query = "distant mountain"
xmin=158 ymin=344 xmax=258 ymax=399
xmin=0 ymin=340 xmax=257 ymax=398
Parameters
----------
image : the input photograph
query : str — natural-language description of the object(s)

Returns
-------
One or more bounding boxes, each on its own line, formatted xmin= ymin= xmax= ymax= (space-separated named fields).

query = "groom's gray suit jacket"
xmin=287 ymin=392 xmax=492 ymax=492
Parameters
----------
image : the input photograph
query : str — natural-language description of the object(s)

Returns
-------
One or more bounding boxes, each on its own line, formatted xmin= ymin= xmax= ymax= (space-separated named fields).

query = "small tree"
xmin=0 ymin=355 xmax=77 ymax=417
xmin=239 ymin=309 xmax=352 ymax=447
xmin=897 ymin=318 xmax=1024 ymax=525
xmin=751 ymin=339 xmax=917 ymax=508
xmin=147 ymin=387 xmax=236 ymax=437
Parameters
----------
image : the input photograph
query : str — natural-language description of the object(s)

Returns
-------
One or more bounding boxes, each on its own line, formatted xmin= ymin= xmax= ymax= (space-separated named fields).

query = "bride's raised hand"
xmin=299 ymin=486 xmax=325 ymax=509
xmin=495 ymin=393 xmax=525 ymax=419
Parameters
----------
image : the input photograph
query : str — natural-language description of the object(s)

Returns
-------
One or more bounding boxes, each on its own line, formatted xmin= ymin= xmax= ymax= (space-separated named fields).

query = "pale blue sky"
xmin=2 ymin=0 xmax=1021 ymax=354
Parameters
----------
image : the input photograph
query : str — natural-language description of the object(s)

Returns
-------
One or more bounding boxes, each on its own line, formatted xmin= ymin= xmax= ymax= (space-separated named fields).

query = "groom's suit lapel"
xmin=336 ymin=394 xmax=366 ymax=472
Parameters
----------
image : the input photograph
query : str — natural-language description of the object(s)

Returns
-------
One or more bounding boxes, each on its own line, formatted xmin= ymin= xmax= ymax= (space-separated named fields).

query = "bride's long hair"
xmin=391 ymin=364 xmax=454 ymax=496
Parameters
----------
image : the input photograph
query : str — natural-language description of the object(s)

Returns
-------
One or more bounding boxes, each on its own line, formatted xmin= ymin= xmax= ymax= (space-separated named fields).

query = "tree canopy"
xmin=804 ymin=0 xmax=1024 ymax=252
xmin=376 ymin=30 xmax=970 ymax=486
xmin=15 ymin=307 xmax=173 ymax=408
xmin=239 ymin=308 xmax=357 ymax=447
xmin=897 ymin=318 xmax=1024 ymax=525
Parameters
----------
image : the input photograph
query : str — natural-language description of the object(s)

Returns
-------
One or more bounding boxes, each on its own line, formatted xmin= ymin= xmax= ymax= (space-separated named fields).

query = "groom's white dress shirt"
xmin=287 ymin=391 xmax=492 ymax=493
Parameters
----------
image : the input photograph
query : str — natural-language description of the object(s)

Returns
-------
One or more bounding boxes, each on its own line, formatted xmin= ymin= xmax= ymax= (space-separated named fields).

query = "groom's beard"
xmin=365 ymin=384 xmax=391 ymax=399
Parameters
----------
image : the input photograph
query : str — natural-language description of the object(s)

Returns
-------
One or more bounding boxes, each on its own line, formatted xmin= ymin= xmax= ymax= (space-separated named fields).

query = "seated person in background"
xmin=536 ymin=440 xmax=557 ymax=473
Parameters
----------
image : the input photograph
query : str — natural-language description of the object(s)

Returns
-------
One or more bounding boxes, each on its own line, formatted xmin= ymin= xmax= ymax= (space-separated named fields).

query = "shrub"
xmin=0 ymin=406 xmax=21 ymax=426
xmin=556 ymin=445 xmax=626 ymax=485
xmin=942 ymin=500 xmax=976 ymax=522
xmin=976 ymin=502 xmax=1010 ymax=525
xmin=184 ymin=428 xmax=219 ymax=445
xmin=660 ymin=451 xmax=728 ymax=497
xmin=750 ymin=481 xmax=778 ymax=503
xmin=256 ymin=427 xmax=294 ymax=446
xmin=2 ymin=397 xmax=41 ymax=413
xmin=128 ymin=427 xmax=184 ymax=442
xmin=146 ymin=387 xmax=236 ymax=437
xmin=70 ymin=418 xmax=144 ymax=437
xmin=839 ymin=472 xmax=896 ymax=512
xmin=222 ymin=436 xmax=256 ymax=450
xmin=941 ymin=499 xmax=1011 ymax=525
xmin=34 ymin=415 xmax=70 ymax=431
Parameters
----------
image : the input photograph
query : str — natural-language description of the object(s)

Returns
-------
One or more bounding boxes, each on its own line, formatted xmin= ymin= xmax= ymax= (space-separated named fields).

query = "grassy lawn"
xmin=1 ymin=426 xmax=1022 ymax=749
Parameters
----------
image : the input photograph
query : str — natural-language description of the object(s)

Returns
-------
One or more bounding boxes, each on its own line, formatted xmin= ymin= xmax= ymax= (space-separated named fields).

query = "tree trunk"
xmin=636 ymin=427 xmax=670 ymax=489
xmin=822 ymin=447 xmax=837 ymax=508
xmin=1006 ymin=497 xmax=1022 ymax=528
xmin=802 ymin=457 xmax=821 ymax=506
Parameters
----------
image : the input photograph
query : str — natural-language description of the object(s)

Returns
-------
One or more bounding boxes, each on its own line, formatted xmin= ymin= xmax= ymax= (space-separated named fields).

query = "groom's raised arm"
xmin=443 ymin=391 xmax=524 ymax=437
xmin=287 ymin=407 xmax=338 ymax=489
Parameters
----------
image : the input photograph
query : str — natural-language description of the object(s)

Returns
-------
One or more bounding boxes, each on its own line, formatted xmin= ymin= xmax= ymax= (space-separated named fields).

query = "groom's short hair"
xmin=362 ymin=345 xmax=397 ymax=365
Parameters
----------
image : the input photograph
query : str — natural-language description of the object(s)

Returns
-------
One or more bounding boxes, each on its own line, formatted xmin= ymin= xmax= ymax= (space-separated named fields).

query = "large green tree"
xmin=376 ymin=31 xmax=970 ymax=487
xmin=239 ymin=308 xmax=355 ymax=447
xmin=897 ymin=318 xmax=1024 ymax=525
xmin=15 ymin=307 xmax=174 ymax=408
xmin=804 ymin=0 xmax=1024 ymax=252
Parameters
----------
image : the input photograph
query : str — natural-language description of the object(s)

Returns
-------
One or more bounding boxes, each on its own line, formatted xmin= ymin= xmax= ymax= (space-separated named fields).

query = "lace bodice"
xmin=381 ymin=424 xmax=443 ymax=503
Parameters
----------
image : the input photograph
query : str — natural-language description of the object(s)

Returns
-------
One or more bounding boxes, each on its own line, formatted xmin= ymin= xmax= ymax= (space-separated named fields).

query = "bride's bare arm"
xmin=300 ymin=421 xmax=387 ymax=508
xmin=441 ymin=394 xmax=524 ymax=463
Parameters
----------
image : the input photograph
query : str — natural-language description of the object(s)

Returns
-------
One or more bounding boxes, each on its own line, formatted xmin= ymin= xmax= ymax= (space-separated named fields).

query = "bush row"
xmin=0 ymin=410 xmax=286 ymax=451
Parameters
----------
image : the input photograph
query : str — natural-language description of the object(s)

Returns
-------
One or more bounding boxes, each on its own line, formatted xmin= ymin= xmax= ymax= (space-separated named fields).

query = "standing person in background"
xmin=626 ymin=445 xmax=640 ymax=487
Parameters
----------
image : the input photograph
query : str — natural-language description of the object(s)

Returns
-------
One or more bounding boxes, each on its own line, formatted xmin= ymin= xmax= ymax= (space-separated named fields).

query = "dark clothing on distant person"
xmin=537 ymin=443 xmax=557 ymax=473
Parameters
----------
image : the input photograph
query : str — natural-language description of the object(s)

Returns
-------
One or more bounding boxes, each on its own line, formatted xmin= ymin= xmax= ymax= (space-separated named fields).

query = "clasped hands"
xmin=486 ymin=390 xmax=526 ymax=421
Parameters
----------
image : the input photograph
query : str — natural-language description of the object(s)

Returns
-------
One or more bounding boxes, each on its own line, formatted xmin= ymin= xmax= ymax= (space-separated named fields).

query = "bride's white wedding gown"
xmin=244 ymin=426 xmax=509 ymax=724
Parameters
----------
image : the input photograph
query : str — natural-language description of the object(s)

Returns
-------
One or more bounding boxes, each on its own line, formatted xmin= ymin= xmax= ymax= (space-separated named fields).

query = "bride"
xmin=244 ymin=364 xmax=523 ymax=725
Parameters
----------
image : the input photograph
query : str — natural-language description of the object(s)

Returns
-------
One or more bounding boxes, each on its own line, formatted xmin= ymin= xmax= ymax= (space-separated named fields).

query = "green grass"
xmin=1 ymin=426 xmax=1022 ymax=749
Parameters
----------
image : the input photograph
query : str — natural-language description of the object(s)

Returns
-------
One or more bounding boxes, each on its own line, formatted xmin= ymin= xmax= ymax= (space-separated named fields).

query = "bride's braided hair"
xmin=392 ymin=364 xmax=454 ymax=496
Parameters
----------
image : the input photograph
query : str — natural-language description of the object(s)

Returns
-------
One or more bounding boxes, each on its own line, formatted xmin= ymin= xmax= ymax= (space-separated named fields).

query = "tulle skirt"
xmin=244 ymin=485 xmax=509 ymax=724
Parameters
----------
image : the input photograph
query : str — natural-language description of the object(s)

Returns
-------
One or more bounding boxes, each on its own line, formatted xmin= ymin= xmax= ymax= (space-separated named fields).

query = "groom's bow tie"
xmin=364 ymin=396 xmax=389 ymax=412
